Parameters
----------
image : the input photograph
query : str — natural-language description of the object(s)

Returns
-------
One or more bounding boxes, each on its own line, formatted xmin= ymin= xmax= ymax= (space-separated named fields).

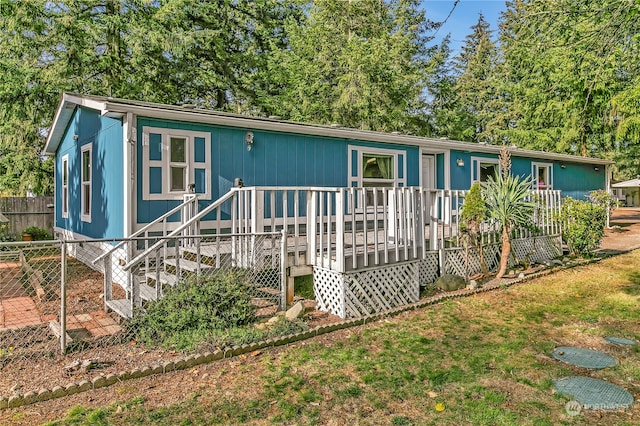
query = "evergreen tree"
xmin=450 ymin=13 xmax=500 ymax=142
xmin=495 ymin=0 xmax=635 ymax=158
xmin=262 ymin=0 xmax=437 ymax=133
xmin=0 ymin=0 xmax=298 ymax=195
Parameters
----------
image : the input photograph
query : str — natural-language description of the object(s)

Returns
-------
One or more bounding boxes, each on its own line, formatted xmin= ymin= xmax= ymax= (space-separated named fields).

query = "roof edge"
xmin=44 ymin=93 xmax=614 ymax=166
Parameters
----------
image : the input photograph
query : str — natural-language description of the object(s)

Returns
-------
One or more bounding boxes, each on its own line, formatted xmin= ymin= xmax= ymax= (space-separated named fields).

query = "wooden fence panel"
xmin=0 ymin=197 xmax=55 ymax=239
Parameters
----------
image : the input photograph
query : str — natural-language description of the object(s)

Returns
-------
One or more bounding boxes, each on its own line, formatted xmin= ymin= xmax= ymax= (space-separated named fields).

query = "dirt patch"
xmin=597 ymin=207 xmax=640 ymax=255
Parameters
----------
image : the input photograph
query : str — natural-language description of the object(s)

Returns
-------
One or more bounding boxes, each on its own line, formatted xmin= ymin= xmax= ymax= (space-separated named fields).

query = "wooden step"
xmin=139 ymin=282 xmax=159 ymax=302
xmin=252 ymin=298 xmax=278 ymax=318
xmin=163 ymin=258 xmax=214 ymax=273
xmin=105 ymin=299 xmax=133 ymax=319
xmin=145 ymin=271 xmax=179 ymax=287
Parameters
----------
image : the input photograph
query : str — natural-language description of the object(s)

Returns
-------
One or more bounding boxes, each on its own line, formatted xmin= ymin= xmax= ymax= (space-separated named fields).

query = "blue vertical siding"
xmin=55 ymin=107 xmax=124 ymax=238
xmin=448 ymin=149 xmax=604 ymax=199
xmin=554 ymin=162 xmax=605 ymax=200
xmin=135 ymin=118 xmax=420 ymax=224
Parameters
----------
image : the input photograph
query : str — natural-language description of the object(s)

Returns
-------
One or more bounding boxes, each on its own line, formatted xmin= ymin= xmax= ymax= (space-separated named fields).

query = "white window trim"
xmin=348 ymin=145 xmax=407 ymax=212
xmin=142 ymin=127 xmax=212 ymax=201
xmin=168 ymin=136 xmax=188 ymax=193
xmin=61 ymin=154 xmax=69 ymax=219
xmin=81 ymin=144 xmax=92 ymax=223
xmin=348 ymin=145 xmax=406 ymax=188
xmin=532 ymin=162 xmax=553 ymax=190
xmin=471 ymin=156 xmax=500 ymax=185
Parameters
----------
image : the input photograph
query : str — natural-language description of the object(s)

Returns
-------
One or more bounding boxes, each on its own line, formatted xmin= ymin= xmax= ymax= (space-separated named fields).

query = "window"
xmin=362 ymin=153 xmax=394 ymax=187
xmin=142 ymin=127 xmax=211 ymax=200
xmin=479 ymin=162 xmax=498 ymax=182
xmin=169 ymin=137 xmax=187 ymax=192
xmin=81 ymin=144 xmax=92 ymax=222
xmin=532 ymin=162 xmax=553 ymax=190
xmin=471 ymin=157 xmax=500 ymax=184
xmin=348 ymin=146 xmax=406 ymax=208
xmin=61 ymin=155 xmax=69 ymax=218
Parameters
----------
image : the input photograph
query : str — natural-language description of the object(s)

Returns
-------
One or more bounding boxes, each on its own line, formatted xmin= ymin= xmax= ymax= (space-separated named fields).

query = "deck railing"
xmin=122 ymin=186 xmax=563 ymax=276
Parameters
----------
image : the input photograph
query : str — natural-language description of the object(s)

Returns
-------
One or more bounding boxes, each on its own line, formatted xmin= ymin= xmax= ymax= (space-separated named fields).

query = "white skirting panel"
xmin=314 ymin=260 xmax=421 ymax=319
xmin=418 ymin=251 xmax=440 ymax=285
xmin=445 ymin=234 xmax=562 ymax=277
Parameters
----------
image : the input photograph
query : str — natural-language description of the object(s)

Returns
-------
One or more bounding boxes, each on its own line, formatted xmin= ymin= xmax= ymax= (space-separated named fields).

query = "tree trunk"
xmin=496 ymin=225 xmax=511 ymax=279
xmin=478 ymin=241 xmax=488 ymax=275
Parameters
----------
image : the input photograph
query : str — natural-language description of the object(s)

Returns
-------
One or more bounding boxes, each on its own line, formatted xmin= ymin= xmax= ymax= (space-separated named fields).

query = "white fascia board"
xmin=43 ymin=93 xmax=110 ymax=155
xmin=612 ymin=179 xmax=640 ymax=188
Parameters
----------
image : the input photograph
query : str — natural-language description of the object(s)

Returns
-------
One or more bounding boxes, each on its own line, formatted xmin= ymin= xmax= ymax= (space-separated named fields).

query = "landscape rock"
xmin=285 ymin=300 xmax=306 ymax=321
xmin=435 ymin=274 xmax=466 ymax=292
xmin=468 ymin=280 xmax=478 ymax=290
xmin=552 ymin=259 xmax=563 ymax=266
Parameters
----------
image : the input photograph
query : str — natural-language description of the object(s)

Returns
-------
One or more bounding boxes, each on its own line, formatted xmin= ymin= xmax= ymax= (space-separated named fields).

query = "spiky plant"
xmin=482 ymin=172 xmax=534 ymax=278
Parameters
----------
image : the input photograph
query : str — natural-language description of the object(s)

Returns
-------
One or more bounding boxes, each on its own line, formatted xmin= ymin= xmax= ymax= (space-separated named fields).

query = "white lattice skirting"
xmin=444 ymin=244 xmax=501 ymax=277
xmin=511 ymin=234 xmax=562 ymax=264
xmin=418 ymin=251 xmax=440 ymax=285
xmin=314 ymin=261 xmax=421 ymax=319
xmin=445 ymin=234 xmax=562 ymax=277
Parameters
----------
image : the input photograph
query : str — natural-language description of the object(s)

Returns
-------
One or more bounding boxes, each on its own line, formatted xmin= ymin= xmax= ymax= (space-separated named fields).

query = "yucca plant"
xmin=482 ymin=172 xmax=534 ymax=279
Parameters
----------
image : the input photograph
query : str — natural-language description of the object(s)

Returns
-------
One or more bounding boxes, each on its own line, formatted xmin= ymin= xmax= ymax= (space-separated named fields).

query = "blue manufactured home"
xmin=43 ymin=93 xmax=612 ymax=319
xmin=44 ymin=93 xmax=610 ymax=241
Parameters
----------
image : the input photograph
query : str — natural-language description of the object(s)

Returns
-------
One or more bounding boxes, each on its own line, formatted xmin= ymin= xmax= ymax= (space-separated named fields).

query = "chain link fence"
xmin=0 ymin=232 xmax=285 ymax=373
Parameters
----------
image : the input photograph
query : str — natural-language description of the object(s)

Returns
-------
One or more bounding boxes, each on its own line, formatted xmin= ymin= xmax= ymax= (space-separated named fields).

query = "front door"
xmin=422 ymin=154 xmax=435 ymax=189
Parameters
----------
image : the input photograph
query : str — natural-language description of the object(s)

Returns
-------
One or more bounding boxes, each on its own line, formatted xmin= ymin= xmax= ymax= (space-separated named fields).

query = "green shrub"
xmin=587 ymin=189 xmax=618 ymax=214
xmin=23 ymin=225 xmax=51 ymax=241
xmin=460 ymin=182 xmax=487 ymax=276
xmin=560 ymin=197 xmax=607 ymax=256
xmin=0 ymin=222 xmax=13 ymax=242
xmin=130 ymin=271 xmax=257 ymax=350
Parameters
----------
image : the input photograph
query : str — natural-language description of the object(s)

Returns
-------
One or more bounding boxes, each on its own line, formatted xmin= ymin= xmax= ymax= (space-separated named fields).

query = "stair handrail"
xmin=122 ymin=187 xmax=240 ymax=271
xmin=93 ymin=195 xmax=200 ymax=265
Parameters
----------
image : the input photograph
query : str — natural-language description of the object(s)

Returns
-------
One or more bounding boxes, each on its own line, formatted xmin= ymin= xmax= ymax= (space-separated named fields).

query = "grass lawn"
xmin=46 ymin=251 xmax=640 ymax=425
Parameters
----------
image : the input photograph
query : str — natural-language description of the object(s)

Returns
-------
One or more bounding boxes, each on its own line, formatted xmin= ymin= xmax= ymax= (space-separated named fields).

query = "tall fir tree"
xmin=0 ymin=0 xmax=298 ymax=195
xmin=261 ymin=0 xmax=437 ymax=134
xmin=495 ymin=0 xmax=632 ymax=158
xmin=448 ymin=13 xmax=500 ymax=142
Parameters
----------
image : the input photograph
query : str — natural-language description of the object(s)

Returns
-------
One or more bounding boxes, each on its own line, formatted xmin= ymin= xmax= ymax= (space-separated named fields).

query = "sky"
xmin=421 ymin=0 xmax=507 ymax=50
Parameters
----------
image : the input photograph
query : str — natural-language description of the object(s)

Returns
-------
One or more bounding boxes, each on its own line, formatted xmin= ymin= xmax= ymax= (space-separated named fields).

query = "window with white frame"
xmin=362 ymin=153 xmax=395 ymax=187
xmin=348 ymin=146 xmax=406 ymax=208
xmin=471 ymin=157 xmax=500 ymax=184
xmin=532 ymin=162 xmax=553 ymax=190
xmin=142 ymin=127 xmax=211 ymax=200
xmin=81 ymin=144 xmax=92 ymax=222
xmin=61 ymin=155 xmax=69 ymax=218
xmin=169 ymin=136 xmax=187 ymax=192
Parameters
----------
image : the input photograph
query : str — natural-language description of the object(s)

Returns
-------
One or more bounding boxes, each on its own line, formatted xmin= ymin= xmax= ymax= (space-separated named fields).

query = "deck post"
xmin=307 ymin=190 xmax=317 ymax=266
xmin=103 ymin=252 xmax=113 ymax=311
xmin=280 ymin=229 xmax=288 ymax=310
xmin=429 ymin=190 xmax=438 ymax=251
xmin=335 ymin=189 xmax=345 ymax=272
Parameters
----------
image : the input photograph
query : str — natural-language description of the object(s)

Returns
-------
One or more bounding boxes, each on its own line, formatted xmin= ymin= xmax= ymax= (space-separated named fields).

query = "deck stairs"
xmin=105 ymin=244 xmax=282 ymax=319
xmin=98 ymin=191 xmax=284 ymax=320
